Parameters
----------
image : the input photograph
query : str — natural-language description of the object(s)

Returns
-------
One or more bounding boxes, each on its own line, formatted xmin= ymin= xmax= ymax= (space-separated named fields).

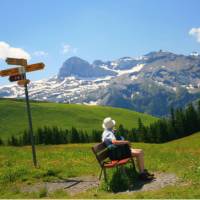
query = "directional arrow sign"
xmin=9 ymin=74 xmax=25 ymax=82
xmin=26 ymin=63 xmax=45 ymax=72
xmin=6 ymin=58 xmax=27 ymax=66
xmin=0 ymin=63 xmax=45 ymax=77
xmin=0 ymin=67 xmax=20 ymax=77
xmin=0 ymin=57 xmax=44 ymax=168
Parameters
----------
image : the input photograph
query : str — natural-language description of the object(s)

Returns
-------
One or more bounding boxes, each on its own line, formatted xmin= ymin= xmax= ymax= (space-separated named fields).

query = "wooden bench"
xmin=92 ymin=143 xmax=135 ymax=182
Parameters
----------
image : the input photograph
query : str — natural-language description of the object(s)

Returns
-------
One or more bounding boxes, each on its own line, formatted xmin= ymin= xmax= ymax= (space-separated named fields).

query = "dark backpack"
xmin=108 ymin=144 xmax=132 ymax=160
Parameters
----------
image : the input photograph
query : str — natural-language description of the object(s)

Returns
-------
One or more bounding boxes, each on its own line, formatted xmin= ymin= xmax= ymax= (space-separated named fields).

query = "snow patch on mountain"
xmin=116 ymin=64 xmax=145 ymax=76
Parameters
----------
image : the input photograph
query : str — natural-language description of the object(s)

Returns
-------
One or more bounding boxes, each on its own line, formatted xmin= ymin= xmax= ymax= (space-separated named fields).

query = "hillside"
xmin=0 ymin=99 xmax=157 ymax=139
xmin=0 ymin=132 xmax=200 ymax=198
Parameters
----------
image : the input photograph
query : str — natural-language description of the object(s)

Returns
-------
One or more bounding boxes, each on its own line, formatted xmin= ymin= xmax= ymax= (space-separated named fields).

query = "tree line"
xmin=1 ymin=100 xmax=200 ymax=146
xmin=4 ymin=127 xmax=101 ymax=146
xmin=123 ymin=101 xmax=200 ymax=143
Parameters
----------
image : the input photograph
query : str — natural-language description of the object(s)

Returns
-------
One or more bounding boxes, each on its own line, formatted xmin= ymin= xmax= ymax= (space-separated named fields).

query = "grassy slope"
xmin=0 ymin=132 xmax=200 ymax=198
xmin=0 ymin=99 xmax=157 ymax=139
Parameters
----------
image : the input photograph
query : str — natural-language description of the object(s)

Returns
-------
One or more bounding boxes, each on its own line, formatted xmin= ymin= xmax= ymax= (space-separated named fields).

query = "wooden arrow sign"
xmin=0 ymin=57 xmax=44 ymax=168
xmin=6 ymin=58 xmax=27 ymax=66
xmin=26 ymin=63 xmax=45 ymax=72
xmin=0 ymin=63 xmax=45 ymax=77
xmin=0 ymin=67 xmax=20 ymax=77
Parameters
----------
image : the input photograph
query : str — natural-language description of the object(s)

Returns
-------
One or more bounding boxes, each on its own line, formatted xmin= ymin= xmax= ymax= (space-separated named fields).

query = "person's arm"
xmin=112 ymin=140 xmax=130 ymax=145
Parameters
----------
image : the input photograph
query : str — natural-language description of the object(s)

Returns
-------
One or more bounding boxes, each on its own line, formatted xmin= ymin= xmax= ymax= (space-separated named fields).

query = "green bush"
xmin=102 ymin=165 xmax=138 ymax=193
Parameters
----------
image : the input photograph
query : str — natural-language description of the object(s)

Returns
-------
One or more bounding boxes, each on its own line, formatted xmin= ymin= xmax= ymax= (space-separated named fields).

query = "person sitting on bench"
xmin=102 ymin=117 xmax=155 ymax=181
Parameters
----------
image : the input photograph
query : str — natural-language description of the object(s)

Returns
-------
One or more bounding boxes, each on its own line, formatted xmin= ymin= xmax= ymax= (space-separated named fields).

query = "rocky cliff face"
xmin=58 ymin=56 xmax=116 ymax=78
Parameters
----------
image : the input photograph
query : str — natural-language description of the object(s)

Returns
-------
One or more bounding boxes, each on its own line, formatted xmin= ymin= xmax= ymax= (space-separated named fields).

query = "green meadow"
xmin=0 ymin=99 xmax=199 ymax=198
xmin=0 ymin=99 xmax=157 ymax=140
xmin=0 ymin=132 xmax=200 ymax=198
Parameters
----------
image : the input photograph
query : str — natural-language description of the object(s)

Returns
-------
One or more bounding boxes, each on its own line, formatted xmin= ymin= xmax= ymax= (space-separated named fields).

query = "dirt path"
xmin=121 ymin=172 xmax=178 ymax=193
xmin=21 ymin=175 xmax=99 ymax=195
xmin=21 ymin=172 xmax=178 ymax=196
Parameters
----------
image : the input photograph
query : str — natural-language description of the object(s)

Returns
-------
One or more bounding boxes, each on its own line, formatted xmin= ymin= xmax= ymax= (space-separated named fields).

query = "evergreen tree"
xmin=22 ymin=129 xmax=30 ymax=145
xmin=185 ymin=103 xmax=198 ymax=134
xmin=157 ymin=119 xmax=169 ymax=142
xmin=70 ymin=127 xmax=80 ymax=143
xmin=9 ymin=135 xmax=19 ymax=146
xmin=84 ymin=132 xmax=90 ymax=143
xmin=0 ymin=137 xmax=4 ymax=145
xmin=170 ymin=107 xmax=176 ymax=128
xmin=118 ymin=124 xmax=126 ymax=138
xmin=197 ymin=100 xmax=200 ymax=130
xmin=166 ymin=120 xmax=177 ymax=140
xmin=91 ymin=130 xmax=101 ymax=142
xmin=174 ymin=108 xmax=186 ymax=137
xmin=130 ymin=128 xmax=138 ymax=142
xmin=137 ymin=118 xmax=146 ymax=142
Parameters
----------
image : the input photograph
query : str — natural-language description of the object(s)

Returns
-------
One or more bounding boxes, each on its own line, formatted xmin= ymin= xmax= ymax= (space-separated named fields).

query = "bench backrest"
xmin=92 ymin=143 xmax=109 ymax=167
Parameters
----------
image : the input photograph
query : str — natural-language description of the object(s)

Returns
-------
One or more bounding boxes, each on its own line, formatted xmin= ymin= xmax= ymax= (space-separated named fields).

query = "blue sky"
xmin=0 ymin=0 xmax=200 ymax=85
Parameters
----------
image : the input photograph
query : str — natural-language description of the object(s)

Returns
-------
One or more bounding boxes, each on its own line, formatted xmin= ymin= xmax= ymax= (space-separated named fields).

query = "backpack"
xmin=108 ymin=144 xmax=132 ymax=160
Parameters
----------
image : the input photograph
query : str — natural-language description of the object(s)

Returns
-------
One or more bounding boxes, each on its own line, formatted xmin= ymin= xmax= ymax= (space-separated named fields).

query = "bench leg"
xmin=103 ymin=168 xmax=108 ymax=183
xmin=99 ymin=168 xmax=103 ymax=180
xmin=130 ymin=158 xmax=136 ymax=171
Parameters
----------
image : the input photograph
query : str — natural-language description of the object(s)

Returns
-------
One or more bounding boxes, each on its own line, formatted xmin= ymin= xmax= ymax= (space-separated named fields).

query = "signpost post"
xmin=0 ymin=58 xmax=45 ymax=167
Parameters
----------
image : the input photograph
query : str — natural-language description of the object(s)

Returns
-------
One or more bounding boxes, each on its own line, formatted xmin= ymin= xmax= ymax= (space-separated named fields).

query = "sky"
xmin=0 ymin=0 xmax=200 ymax=85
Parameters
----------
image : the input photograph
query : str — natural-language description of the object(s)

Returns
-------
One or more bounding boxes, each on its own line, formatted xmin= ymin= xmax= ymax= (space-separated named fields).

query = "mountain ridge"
xmin=0 ymin=50 xmax=200 ymax=116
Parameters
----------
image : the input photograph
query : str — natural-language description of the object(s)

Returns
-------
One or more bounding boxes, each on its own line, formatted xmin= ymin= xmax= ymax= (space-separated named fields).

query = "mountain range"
xmin=1 ymin=50 xmax=200 ymax=116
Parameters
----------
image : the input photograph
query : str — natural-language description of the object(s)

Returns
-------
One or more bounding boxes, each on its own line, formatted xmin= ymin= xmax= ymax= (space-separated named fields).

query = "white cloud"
xmin=0 ymin=41 xmax=31 ymax=60
xmin=62 ymin=44 xmax=77 ymax=54
xmin=33 ymin=50 xmax=48 ymax=56
xmin=189 ymin=28 xmax=200 ymax=43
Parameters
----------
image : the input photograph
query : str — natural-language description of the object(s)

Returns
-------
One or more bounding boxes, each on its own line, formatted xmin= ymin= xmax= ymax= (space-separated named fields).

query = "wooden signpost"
xmin=0 ymin=57 xmax=45 ymax=167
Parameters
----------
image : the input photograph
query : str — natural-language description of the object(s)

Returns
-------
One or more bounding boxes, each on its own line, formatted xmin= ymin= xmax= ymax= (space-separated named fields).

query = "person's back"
xmin=102 ymin=128 xmax=116 ymax=146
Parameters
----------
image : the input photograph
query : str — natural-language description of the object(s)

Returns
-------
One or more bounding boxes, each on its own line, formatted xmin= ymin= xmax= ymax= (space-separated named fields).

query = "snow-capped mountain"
xmin=1 ymin=50 xmax=200 ymax=116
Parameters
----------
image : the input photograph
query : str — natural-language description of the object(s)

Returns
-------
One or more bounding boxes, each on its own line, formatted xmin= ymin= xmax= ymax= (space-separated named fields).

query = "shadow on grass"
xmin=102 ymin=165 xmax=154 ymax=193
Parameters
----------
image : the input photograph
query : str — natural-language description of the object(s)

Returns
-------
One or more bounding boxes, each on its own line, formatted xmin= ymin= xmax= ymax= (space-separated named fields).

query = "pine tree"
xmin=118 ymin=124 xmax=126 ymax=138
xmin=0 ymin=137 xmax=4 ymax=145
xmin=70 ymin=127 xmax=80 ymax=143
xmin=22 ymin=129 xmax=30 ymax=145
xmin=91 ymin=130 xmax=101 ymax=142
xmin=197 ymin=100 xmax=200 ymax=130
xmin=130 ymin=128 xmax=139 ymax=142
xmin=166 ymin=120 xmax=177 ymax=140
xmin=174 ymin=108 xmax=186 ymax=137
xmin=137 ymin=118 xmax=146 ymax=142
xmin=170 ymin=107 xmax=176 ymax=128
xmin=10 ymin=135 xmax=19 ymax=146
xmin=84 ymin=132 xmax=90 ymax=143
xmin=158 ymin=119 xmax=169 ymax=142
xmin=80 ymin=131 xmax=86 ymax=143
xmin=185 ymin=103 xmax=198 ymax=134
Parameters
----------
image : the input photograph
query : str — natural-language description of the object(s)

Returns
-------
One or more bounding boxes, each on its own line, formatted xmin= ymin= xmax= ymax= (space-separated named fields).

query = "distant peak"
xmin=65 ymin=56 xmax=86 ymax=62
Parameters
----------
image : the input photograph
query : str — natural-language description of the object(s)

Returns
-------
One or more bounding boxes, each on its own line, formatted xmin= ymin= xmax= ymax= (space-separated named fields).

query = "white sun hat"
xmin=102 ymin=117 xmax=116 ymax=129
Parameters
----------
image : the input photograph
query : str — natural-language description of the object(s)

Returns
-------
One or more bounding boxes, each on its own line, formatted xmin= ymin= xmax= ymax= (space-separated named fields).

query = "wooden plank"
xmin=25 ymin=63 xmax=45 ymax=72
xmin=98 ymin=149 xmax=109 ymax=162
xmin=0 ymin=67 xmax=20 ymax=77
xmin=6 ymin=58 xmax=27 ymax=66
xmin=0 ymin=63 xmax=45 ymax=77
xmin=93 ymin=143 xmax=106 ymax=153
